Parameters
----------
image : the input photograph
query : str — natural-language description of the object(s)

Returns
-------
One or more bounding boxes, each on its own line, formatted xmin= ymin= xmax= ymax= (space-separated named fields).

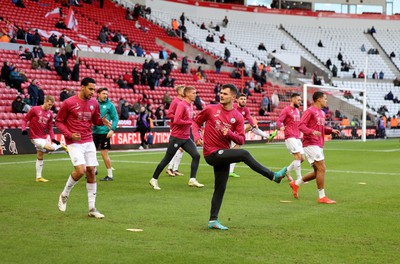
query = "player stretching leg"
xmin=290 ymin=92 xmax=340 ymax=204
xmin=21 ymin=95 xmax=68 ymax=182
xmin=193 ymin=84 xmax=287 ymax=230
xmin=277 ymin=93 xmax=304 ymax=182
xmin=229 ymin=93 xmax=277 ymax=178
xmin=56 ymin=77 xmax=112 ymax=218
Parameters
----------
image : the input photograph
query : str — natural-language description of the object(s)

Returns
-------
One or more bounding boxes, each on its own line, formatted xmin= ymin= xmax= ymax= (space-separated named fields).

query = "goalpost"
xmin=303 ymin=84 xmax=368 ymax=142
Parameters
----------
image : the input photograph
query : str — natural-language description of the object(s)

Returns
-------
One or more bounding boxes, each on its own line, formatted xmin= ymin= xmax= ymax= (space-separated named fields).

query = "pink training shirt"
xmin=299 ymin=106 xmax=333 ymax=148
xmin=277 ymin=106 xmax=301 ymax=139
xmin=21 ymin=106 xmax=55 ymax=140
xmin=55 ymin=95 xmax=103 ymax=145
xmin=171 ymin=100 xmax=193 ymax=139
xmin=193 ymin=104 xmax=245 ymax=157
xmin=234 ymin=103 xmax=255 ymax=127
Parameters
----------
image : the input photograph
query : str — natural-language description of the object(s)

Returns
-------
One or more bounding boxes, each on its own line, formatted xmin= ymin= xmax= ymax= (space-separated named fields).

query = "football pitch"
xmin=1 ymin=139 xmax=399 ymax=264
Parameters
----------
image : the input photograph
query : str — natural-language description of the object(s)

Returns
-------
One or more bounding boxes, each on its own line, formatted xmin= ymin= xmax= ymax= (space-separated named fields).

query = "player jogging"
xmin=289 ymin=91 xmax=340 ymax=204
xmin=56 ymin=77 xmax=111 ymax=218
xmin=165 ymin=85 xmax=185 ymax=177
xmin=92 ymin=87 xmax=119 ymax=181
xmin=149 ymin=86 xmax=203 ymax=190
xmin=21 ymin=95 xmax=68 ymax=182
xmin=229 ymin=93 xmax=277 ymax=177
xmin=276 ymin=93 xmax=304 ymax=181
xmin=192 ymin=84 xmax=287 ymax=230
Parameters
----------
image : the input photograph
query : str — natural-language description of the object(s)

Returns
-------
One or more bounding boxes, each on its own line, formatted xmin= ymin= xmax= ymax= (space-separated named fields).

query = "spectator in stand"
xmin=159 ymin=48 xmax=168 ymax=60
xmin=384 ymin=91 xmax=394 ymax=101
xmin=194 ymin=93 xmax=205 ymax=110
xmin=337 ymin=52 xmax=343 ymax=61
xmin=390 ymin=51 xmax=396 ymax=58
xmin=0 ymin=32 xmax=10 ymax=43
xmin=117 ymin=75 xmax=128 ymax=88
xmin=9 ymin=67 xmax=24 ymax=94
xmin=99 ymin=29 xmax=107 ymax=44
xmin=12 ymin=96 xmax=28 ymax=113
xmin=341 ymin=116 xmax=349 ymax=127
xmin=114 ymin=42 xmax=124 ymax=55
xmin=391 ymin=115 xmax=399 ymax=128
xmin=258 ymin=42 xmax=266 ymax=51
xmin=28 ymin=79 xmax=39 ymax=106
xmin=271 ymin=91 xmax=280 ymax=110
xmin=132 ymin=67 xmax=140 ymax=85
xmin=254 ymin=83 xmax=264 ymax=94
xmin=126 ymin=8 xmax=134 ymax=20
xmin=394 ymin=96 xmax=400 ymax=104
xmin=55 ymin=19 xmax=68 ymax=30
xmin=60 ymin=88 xmax=69 ymax=102
xmin=32 ymin=30 xmax=41 ymax=46
xmin=214 ymin=57 xmax=223 ymax=74
xmin=219 ymin=34 xmax=225 ymax=44
xmin=352 ymin=71 xmax=357 ymax=78
xmin=1 ymin=61 xmax=11 ymax=83
xmin=37 ymin=87 xmax=45 ymax=106
xmin=379 ymin=71 xmax=384 ymax=79
xmin=48 ymin=33 xmax=58 ymax=47
xmin=200 ymin=22 xmax=206 ymax=30
xmin=317 ymin=40 xmax=324 ymax=47
xmin=163 ymin=91 xmax=172 ymax=109
xmin=361 ymin=44 xmax=366 ymax=52
xmin=180 ymin=12 xmax=185 ymax=26
xmin=20 ymin=48 xmax=33 ymax=60
xmin=206 ymin=34 xmax=214 ymax=42
xmin=326 ymin=58 xmax=332 ymax=68
xmin=372 ymin=71 xmax=378 ymax=79
xmin=71 ymin=59 xmax=80 ymax=82
xmin=369 ymin=26 xmax=376 ymax=34
xmin=65 ymin=41 xmax=75 ymax=60
xmin=160 ymin=75 xmax=174 ymax=87
xmin=358 ymin=71 xmax=365 ymax=79
xmin=54 ymin=49 xmax=62 ymax=68
xmin=222 ymin=16 xmax=229 ymax=27
xmin=224 ymin=47 xmax=231 ymax=62
xmin=260 ymin=94 xmax=269 ymax=115
xmin=120 ymin=101 xmax=130 ymax=120
xmin=14 ymin=0 xmax=26 ymax=8
xmin=181 ymin=56 xmax=189 ymax=74
xmin=67 ymin=88 xmax=76 ymax=98
xmin=136 ymin=44 xmax=144 ymax=57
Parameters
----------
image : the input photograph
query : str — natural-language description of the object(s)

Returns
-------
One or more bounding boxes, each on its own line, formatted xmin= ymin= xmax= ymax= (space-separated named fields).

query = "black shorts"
xmin=93 ymin=134 xmax=111 ymax=150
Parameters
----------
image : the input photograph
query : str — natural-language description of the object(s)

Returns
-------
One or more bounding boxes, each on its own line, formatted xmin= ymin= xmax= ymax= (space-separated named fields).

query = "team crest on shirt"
xmin=230 ymin=118 xmax=236 ymax=124
xmin=174 ymin=144 xmax=178 ymax=148
xmin=47 ymin=113 xmax=50 ymax=118
xmin=242 ymin=111 xmax=245 ymax=116
xmin=218 ymin=150 xmax=224 ymax=155
xmin=103 ymin=105 xmax=106 ymax=109
xmin=90 ymin=105 xmax=94 ymax=111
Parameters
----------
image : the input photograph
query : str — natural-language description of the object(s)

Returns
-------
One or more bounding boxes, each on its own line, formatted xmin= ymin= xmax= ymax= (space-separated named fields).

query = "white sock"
xmin=87 ymin=182 xmax=97 ymax=210
xmin=107 ymin=168 xmax=113 ymax=177
xmin=230 ymin=163 xmax=236 ymax=173
xmin=318 ymin=189 xmax=326 ymax=198
xmin=293 ymin=160 xmax=302 ymax=180
xmin=36 ymin=159 xmax=43 ymax=178
xmin=62 ymin=175 xmax=78 ymax=197
xmin=251 ymin=127 xmax=269 ymax=138
xmin=168 ymin=153 xmax=178 ymax=170
xmin=173 ymin=151 xmax=183 ymax=171
xmin=53 ymin=143 xmax=62 ymax=151
xmin=295 ymin=177 xmax=304 ymax=186
xmin=287 ymin=160 xmax=296 ymax=172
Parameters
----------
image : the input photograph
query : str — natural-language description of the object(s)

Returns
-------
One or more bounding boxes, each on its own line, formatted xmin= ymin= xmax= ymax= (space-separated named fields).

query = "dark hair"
xmin=291 ymin=93 xmax=300 ymax=98
xmin=81 ymin=77 xmax=96 ymax=86
xmin=239 ymin=93 xmax=247 ymax=98
xmin=312 ymin=91 xmax=324 ymax=102
xmin=222 ymin=84 xmax=239 ymax=98
xmin=97 ymin=87 xmax=108 ymax=94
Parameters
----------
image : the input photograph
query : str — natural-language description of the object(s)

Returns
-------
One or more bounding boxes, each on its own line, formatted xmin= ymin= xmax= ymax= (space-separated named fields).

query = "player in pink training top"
xmin=21 ymin=95 xmax=67 ymax=183
xmin=56 ymin=77 xmax=111 ymax=219
xmin=149 ymin=86 xmax=203 ymax=190
xmin=165 ymin=85 xmax=185 ymax=177
xmin=192 ymin=84 xmax=288 ymax=230
xmin=229 ymin=93 xmax=277 ymax=178
xmin=290 ymin=91 xmax=340 ymax=204
xmin=277 ymin=93 xmax=304 ymax=182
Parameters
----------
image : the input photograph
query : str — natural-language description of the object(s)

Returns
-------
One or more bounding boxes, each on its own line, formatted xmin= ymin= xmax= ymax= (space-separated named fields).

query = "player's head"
xmin=183 ymin=86 xmax=196 ymax=103
xmin=42 ymin=95 xmax=55 ymax=110
xmin=80 ymin=77 xmax=96 ymax=100
xmin=291 ymin=93 xmax=302 ymax=108
xmin=97 ymin=87 xmax=108 ymax=102
xmin=313 ymin=91 xmax=327 ymax=108
xmin=238 ymin=93 xmax=247 ymax=107
xmin=175 ymin=85 xmax=185 ymax=97
xmin=220 ymin=84 xmax=239 ymax=106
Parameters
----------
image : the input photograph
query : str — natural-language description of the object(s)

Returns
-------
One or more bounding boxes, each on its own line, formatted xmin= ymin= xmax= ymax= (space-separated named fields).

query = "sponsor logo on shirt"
xmin=230 ymin=118 xmax=236 ymax=124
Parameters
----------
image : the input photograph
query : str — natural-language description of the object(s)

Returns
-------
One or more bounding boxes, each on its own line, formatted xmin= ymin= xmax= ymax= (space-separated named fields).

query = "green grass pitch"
xmin=1 ymin=139 xmax=399 ymax=264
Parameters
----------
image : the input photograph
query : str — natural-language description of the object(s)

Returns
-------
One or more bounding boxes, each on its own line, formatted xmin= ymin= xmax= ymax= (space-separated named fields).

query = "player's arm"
xmin=192 ymin=107 xmax=208 ymax=145
xmin=244 ymin=108 xmax=256 ymax=127
xmin=55 ymin=102 xmax=73 ymax=140
xmin=166 ymin=101 xmax=177 ymax=121
xmin=298 ymin=110 xmax=315 ymax=135
xmin=224 ymin=115 xmax=245 ymax=145
xmin=47 ymin=112 xmax=55 ymax=140
xmin=325 ymin=126 xmax=340 ymax=135
xmin=109 ymin=104 xmax=119 ymax=131
xmin=21 ymin=109 xmax=33 ymax=134
xmin=173 ymin=103 xmax=192 ymax=125
xmin=276 ymin=109 xmax=287 ymax=130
